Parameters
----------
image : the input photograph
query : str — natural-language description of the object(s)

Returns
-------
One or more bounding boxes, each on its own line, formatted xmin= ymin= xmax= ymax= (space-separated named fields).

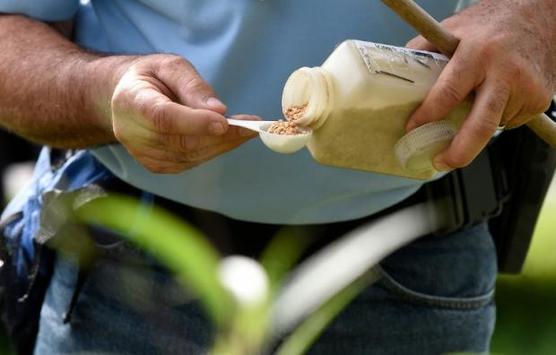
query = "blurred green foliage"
xmin=491 ymin=180 xmax=556 ymax=354
xmin=1 ymin=179 xmax=556 ymax=354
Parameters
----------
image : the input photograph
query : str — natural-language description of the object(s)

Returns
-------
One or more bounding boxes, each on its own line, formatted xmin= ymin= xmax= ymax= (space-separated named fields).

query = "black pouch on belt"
xmin=488 ymin=101 xmax=556 ymax=273
xmin=425 ymin=101 xmax=556 ymax=274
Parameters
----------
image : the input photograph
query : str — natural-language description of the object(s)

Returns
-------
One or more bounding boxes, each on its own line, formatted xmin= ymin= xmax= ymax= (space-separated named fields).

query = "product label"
xmin=354 ymin=41 xmax=447 ymax=84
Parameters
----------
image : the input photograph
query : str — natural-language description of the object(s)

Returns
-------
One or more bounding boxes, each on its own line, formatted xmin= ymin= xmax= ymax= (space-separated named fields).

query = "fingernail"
xmin=207 ymin=97 xmax=225 ymax=109
xmin=239 ymin=128 xmax=256 ymax=137
xmin=433 ymin=158 xmax=451 ymax=172
xmin=210 ymin=122 xmax=226 ymax=135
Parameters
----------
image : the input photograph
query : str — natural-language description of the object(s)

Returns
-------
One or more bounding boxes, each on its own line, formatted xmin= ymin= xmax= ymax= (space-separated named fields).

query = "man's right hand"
xmin=110 ymin=55 xmax=258 ymax=174
xmin=0 ymin=16 xmax=258 ymax=174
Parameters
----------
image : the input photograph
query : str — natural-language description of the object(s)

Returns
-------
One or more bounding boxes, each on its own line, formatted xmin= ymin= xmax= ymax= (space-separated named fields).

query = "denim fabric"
xmin=1 ymin=148 xmax=112 ymax=288
xmin=308 ymin=223 xmax=496 ymax=355
xmin=33 ymin=223 xmax=496 ymax=355
xmin=1 ymin=149 xmax=497 ymax=354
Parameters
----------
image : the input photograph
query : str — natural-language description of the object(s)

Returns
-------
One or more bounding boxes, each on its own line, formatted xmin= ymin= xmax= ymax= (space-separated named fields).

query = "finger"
xmin=184 ymin=137 xmax=251 ymax=163
xmin=406 ymin=41 xmax=482 ymax=131
xmin=131 ymin=133 xmax=249 ymax=163
xmin=128 ymin=146 xmax=192 ymax=165
xmin=155 ymin=57 xmax=227 ymax=113
xmin=505 ymin=86 xmax=553 ymax=129
xmin=433 ymin=79 xmax=509 ymax=170
xmin=125 ymin=87 xmax=229 ymax=136
xmin=161 ymin=131 xmax=253 ymax=153
xmin=226 ymin=114 xmax=261 ymax=138
xmin=157 ymin=114 xmax=261 ymax=152
xmin=406 ymin=35 xmax=437 ymax=52
xmin=135 ymin=155 xmax=193 ymax=174
xmin=145 ymin=100 xmax=229 ymax=136
xmin=504 ymin=112 xmax=537 ymax=130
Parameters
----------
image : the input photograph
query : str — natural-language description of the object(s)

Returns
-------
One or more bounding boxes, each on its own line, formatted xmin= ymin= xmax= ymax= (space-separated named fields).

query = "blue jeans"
xmin=1 ymin=149 xmax=496 ymax=354
xmin=33 ymin=222 xmax=496 ymax=354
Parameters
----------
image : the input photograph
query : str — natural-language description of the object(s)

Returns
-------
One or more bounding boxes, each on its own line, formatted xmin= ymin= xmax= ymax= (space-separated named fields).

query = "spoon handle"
xmin=227 ymin=119 xmax=267 ymax=133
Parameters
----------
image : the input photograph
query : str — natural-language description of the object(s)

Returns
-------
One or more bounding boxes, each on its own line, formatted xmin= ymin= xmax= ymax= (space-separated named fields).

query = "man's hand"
xmin=0 ymin=15 xmax=258 ymax=174
xmin=405 ymin=0 xmax=555 ymax=171
xmin=110 ymin=55 xmax=257 ymax=173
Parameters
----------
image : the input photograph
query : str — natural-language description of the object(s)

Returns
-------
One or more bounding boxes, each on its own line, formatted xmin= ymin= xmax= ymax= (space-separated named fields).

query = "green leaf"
xmin=75 ymin=194 xmax=233 ymax=325
xmin=260 ymin=227 xmax=313 ymax=293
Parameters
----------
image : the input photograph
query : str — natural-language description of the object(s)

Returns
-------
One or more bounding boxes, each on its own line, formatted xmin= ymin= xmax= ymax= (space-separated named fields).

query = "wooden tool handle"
xmin=382 ymin=0 xmax=556 ymax=147
xmin=381 ymin=0 xmax=459 ymax=56
xmin=525 ymin=113 xmax=556 ymax=145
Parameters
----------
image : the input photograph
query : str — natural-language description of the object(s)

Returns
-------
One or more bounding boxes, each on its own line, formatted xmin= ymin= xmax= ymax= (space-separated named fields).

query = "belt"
xmin=48 ymin=144 xmax=503 ymax=260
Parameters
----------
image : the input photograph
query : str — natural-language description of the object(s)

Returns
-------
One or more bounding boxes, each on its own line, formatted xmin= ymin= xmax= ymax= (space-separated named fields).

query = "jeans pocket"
xmin=376 ymin=223 xmax=497 ymax=310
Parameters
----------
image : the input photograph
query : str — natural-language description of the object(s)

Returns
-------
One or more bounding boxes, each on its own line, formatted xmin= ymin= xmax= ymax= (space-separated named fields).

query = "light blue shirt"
xmin=1 ymin=0 xmax=462 ymax=224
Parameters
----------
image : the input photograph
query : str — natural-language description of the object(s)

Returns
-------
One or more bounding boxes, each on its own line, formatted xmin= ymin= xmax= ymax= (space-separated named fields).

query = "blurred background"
xmin=1 ymin=131 xmax=37 ymax=355
xmin=491 ymin=178 xmax=556 ymax=354
xmin=0 ymin=133 xmax=555 ymax=354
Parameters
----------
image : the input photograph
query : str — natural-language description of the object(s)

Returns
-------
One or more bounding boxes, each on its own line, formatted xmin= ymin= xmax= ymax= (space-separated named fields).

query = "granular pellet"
xmin=268 ymin=120 xmax=304 ymax=135
xmin=284 ymin=105 xmax=307 ymax=121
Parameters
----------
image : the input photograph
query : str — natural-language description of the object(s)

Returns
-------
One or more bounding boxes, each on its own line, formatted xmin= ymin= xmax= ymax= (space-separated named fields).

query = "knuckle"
xmin=473 ymin=116 xmax=499 ymax=138
xmin=480 ymin=36 xmax=506 ymax=58
xmin=161 ymin=54 xmax=190 ymax=68
xmin=149 ymin=102 xmax=172 ymax=133
xmin=504 ymin=59 xmax=523 ymax=80
xmin=184 ymin=76 xmax=210 ymax=96
xmin=484 ymin=93 xmax=507 ymax=116
xmin=440 ymin=81 xmax=465 ymax=105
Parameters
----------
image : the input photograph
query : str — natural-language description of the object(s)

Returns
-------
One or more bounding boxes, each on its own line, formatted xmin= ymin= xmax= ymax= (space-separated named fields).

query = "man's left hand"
xmin=405 ymin=0 xmax=555 ymax=171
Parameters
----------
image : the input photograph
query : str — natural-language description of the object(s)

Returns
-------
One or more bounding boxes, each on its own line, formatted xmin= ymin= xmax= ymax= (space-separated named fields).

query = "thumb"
xmin=179 ymin=76 xmax=227 ymax=113
xmin=155 ymin=56 xmax=227 ymax=113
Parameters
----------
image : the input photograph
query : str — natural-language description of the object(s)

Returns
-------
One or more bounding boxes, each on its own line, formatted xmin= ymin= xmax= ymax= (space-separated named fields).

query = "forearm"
xmin=0 ymin=15 xmax=136 ymax=147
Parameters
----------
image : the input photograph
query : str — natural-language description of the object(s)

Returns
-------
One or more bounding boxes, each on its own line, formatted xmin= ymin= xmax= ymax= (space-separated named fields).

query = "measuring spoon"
xmin=227 ymin=118 xmax=312 ymax=154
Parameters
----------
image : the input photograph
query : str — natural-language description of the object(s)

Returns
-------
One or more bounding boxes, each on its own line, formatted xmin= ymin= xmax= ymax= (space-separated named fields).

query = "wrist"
xmin=82 ymin=55 xmax=140 ymax=139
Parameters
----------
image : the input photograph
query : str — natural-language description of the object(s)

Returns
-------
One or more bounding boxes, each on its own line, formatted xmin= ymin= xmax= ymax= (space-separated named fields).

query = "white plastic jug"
xmin=282 ymin=40 xmax=471 ymax=179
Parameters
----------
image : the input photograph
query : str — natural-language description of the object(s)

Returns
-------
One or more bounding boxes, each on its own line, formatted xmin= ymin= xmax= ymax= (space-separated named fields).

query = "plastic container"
xmin=282 ymin=40 xmax=471 ymax=179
